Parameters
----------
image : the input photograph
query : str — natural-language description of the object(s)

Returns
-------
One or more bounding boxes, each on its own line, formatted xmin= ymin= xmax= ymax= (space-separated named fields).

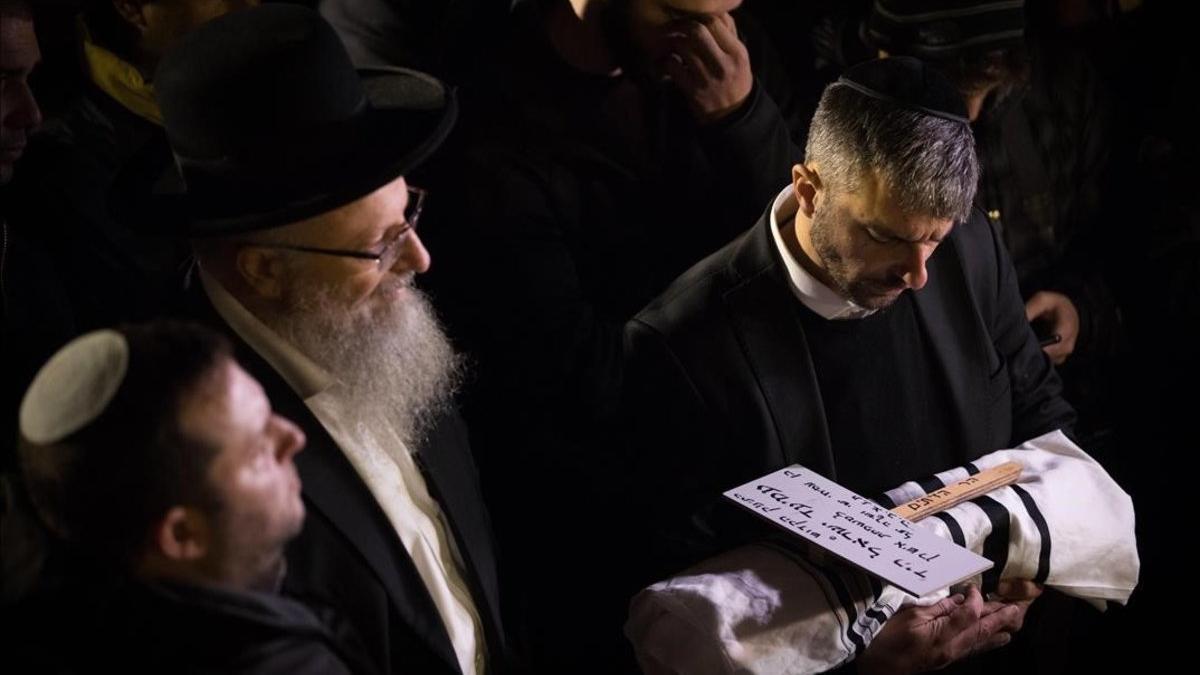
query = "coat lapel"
xmin=720 ymin=210 xmax=839 ymax=479
xmin=283 ymin=397 xmax=463 ymax=673
xmin=408 ymin=409 xmax=506 ymax=663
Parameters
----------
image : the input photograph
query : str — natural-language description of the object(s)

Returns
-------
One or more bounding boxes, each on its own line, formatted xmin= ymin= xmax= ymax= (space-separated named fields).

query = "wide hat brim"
xmin=145 ymin=66 xmax=456 ymax=237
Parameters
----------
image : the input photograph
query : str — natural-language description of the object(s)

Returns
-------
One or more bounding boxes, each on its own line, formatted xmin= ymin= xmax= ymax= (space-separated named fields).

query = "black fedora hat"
xmin=151 ymin=3 xmax=456 ymax=236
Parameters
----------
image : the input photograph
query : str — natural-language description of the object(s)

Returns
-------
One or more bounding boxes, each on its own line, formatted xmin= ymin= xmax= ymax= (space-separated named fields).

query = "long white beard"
xmin=261 ymin=274 xmax=462 ymax=449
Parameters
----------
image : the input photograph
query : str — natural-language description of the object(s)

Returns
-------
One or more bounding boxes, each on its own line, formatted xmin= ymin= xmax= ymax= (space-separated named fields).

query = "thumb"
xmin=925 ymin=592 xmax=967 ymax=621
xmin=1025 ymin=292 xmax=1054 ymax=322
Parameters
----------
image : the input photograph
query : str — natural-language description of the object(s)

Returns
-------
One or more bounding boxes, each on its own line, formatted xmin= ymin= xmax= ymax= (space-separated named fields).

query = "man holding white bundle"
xmin=625 ymin=430 xmax=1138 ymax=674
xmin=621 ymin=57 xmax=1137 ymax=673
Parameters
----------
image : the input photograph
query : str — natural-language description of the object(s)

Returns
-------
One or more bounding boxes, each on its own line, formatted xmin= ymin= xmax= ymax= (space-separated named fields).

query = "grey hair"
xmin=804 ymin=82 xmax=980 ymax=221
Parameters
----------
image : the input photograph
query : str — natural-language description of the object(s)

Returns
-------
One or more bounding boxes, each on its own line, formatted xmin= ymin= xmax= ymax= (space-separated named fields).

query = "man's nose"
xmin=390 ymin=230 xmax=431 ymax=275
xmin=898 ymin=243 xmax=933 ymax=291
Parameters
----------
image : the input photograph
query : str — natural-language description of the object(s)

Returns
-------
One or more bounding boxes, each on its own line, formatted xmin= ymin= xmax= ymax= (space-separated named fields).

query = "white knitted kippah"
xmin=19 ymin=329 xmax=130 ymax=445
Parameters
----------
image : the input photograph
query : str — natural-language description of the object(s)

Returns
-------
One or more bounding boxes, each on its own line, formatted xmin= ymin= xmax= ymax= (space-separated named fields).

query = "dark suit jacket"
xmin=6 ymin=573 xmax=368 ymax=674
xmin=185 ymin=288 xmax=507 ymax=675
xmin=2 ymin=85 xmax=185 ymax=470
xmin=621 ymin=203 xmax=1077 ymax=580
xmin=317 ymin=0 xmax=511 ymax=83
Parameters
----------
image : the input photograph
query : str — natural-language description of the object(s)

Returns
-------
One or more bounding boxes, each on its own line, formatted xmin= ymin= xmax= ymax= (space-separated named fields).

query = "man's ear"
xmin=792 ymin=163 xmax=823 ymax=218
xmin=235 ymin=246 xmax=287 ymax=301
xmin=111 ymin=0 xmax=149 ymax=33
xmin=152 ymin=506 xmax=211 ymax=562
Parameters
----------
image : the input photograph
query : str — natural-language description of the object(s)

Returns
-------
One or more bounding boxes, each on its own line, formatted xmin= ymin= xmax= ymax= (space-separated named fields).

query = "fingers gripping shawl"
xmin=624 ymin=430 xmax=1139 ymax=675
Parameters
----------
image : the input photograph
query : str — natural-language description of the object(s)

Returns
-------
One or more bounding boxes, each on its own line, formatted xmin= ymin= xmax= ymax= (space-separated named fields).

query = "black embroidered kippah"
xmin=837 ymin=57 xmax=970 ymax=125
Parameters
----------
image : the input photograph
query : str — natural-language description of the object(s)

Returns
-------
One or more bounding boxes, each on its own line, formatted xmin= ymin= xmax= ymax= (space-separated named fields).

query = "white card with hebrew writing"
xmin=723 ymin=465 xmax=992 ymax=597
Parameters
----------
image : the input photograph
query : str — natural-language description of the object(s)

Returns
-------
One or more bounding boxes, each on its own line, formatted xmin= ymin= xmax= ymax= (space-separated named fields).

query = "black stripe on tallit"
xmin=972 ymin=495 xmax=1012 ymax=594
xmin=917 ymin=473 xmax=947 ymax=496
xmin=772 ymin=544 xmax=868 ymax=656
xmin=1011 ymin=484 xmax=1052 ymax=584
xmin=931 ymin=511 xmax=967 ymax=547
xmin=819 ymin=563 xmax=868 ymax=656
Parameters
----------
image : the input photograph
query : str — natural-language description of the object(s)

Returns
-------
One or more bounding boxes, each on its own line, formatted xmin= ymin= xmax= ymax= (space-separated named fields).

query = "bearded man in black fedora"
xmin=152 ymin=5 xmax=507 ymax=674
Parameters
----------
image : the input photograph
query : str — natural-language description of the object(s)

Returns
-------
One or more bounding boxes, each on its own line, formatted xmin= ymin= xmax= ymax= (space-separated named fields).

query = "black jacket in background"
xmin=417 ymin=4 xmax=807 ymax=669
xmin=1 ymin=85 xmax=185 ymax=469
xmin=4 ymin=573 xmax=368 ymax=674
xmin=974 ymin=44 xmax=1123 ymax=441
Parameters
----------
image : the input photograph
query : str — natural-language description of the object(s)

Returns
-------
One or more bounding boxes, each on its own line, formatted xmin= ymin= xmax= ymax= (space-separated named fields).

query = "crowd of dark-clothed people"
xmin=1 ymin=1 xmax=1192 ymax=673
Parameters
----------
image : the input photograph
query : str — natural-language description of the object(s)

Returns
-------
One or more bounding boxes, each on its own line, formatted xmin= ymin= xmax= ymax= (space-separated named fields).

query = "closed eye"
xmin=865 ymin=226 xmax=892 ymax=244
xmin=373 ymin=223 xmax=412 ymax=255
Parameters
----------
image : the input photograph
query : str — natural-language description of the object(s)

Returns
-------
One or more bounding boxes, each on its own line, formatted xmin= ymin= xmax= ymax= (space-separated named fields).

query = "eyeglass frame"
xmin=241 ymin=185 xmax=427 ymax=270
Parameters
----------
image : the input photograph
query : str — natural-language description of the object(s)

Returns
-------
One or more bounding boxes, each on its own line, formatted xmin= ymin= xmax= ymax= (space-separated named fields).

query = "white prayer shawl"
xmin=624 ymin=430 xmax=1139 ymax=675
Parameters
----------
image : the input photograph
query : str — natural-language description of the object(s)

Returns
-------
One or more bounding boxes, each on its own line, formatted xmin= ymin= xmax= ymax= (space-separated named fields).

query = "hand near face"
xmin=1025 ymin=290 xmax=1080 ymax=365
xmin=658 ymin=12 xmax=752 ymax=124
xmin=857 ymin=584 xmax=1037 ymax=675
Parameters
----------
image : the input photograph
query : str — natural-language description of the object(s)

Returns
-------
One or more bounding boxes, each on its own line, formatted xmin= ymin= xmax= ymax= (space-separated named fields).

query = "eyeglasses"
xmin=246 ymin=186 xmax=427 ymax=271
